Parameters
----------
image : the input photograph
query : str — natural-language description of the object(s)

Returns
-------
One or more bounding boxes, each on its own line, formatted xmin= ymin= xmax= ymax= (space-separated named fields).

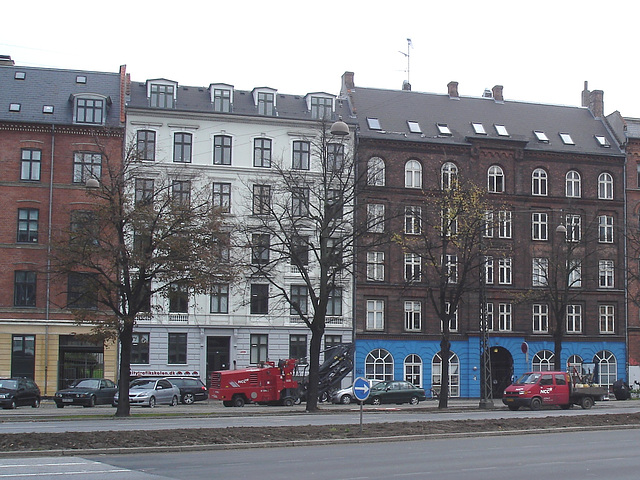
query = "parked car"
xmin=364 ymin=380 xmax=426 ymax=405
xmin=113 ymin=377 xmax=180 ymax=408
xmin=54 ymin=378 xmax=117 ymax=408
xmin=331 ymin=380 xmax=382 ymax=404
xmin=166 ymin=377 xmax=208 ymax=404
xmin=0 ymin=377 xmax=41 ymax=409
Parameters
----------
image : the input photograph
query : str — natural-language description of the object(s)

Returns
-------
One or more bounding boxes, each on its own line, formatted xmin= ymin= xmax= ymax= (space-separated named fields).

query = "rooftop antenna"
xmin=399 ymin=38 xmax=412 ymax=86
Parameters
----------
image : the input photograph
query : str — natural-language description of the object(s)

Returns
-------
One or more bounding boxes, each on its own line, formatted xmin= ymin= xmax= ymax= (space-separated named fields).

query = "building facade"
xmin=0 ymin=57 xmax=125 ymax=394
xmin=343 ymin=73 xmax=627 ymax=398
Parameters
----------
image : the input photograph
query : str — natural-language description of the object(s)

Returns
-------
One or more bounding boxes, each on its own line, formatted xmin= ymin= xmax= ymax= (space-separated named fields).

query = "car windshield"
xmin=130 ymin=379 xmax=155 ymax=389
xmin=514 ymin=373 xmax=542 ymax=385
xmin=72 ymin=379 xmax=100 ymax=389
xmin=0 ymin=380 xmax=18 ymax=389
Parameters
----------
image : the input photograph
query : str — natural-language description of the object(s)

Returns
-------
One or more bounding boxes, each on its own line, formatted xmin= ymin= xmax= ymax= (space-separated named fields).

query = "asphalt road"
xmin=2 ymin=429 xmax=639 ymax=479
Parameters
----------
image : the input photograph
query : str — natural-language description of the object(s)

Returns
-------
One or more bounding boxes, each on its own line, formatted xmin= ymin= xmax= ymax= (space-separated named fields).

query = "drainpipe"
xmin=44 ymin=124 xmax=55 ymax=395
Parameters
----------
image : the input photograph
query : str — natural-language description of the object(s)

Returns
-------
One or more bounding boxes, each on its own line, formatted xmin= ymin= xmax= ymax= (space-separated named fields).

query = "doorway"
xmin=58 ymin=335 xmax=104 ymax=389
xmin=489 ymin=346 xmax=513 ymax=399
xmin=206 ymin=336 xmax=230 ymax=386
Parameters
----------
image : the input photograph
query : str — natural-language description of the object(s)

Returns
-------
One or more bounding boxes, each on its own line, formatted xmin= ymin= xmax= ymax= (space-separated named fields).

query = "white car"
xmin=113 ymin=377 xmax=180 ymax=408
xmin=331 ymin=380 xmax=381 ymax=404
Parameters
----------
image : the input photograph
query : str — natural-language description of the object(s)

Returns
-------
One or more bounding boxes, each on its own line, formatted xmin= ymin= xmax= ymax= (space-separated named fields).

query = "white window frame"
xmin=498 ymin=210 xmax=512 ymax=238
xmin=568 ymin=259 xmax=582 ymax=288
xmin=484 ymin=256 xmax=494 ymax=284
xmin=599 ymin=215 xmax=614 ymax=243
xmin=598 ymin=172 xmax=614 ymax=200
xmin=565 ymin=214 xmax=581 ymax=242
xmin=566 ymin=304 xmax=582 ymax=333
xmin=532 ymin=168 xmax=548 ymax=196
xmin=599 ymin=260 xmax=614 ymax=288
xmin=498 ymin=257 xmax=512 ymax=285
xmin=532 ymin=304 xmax=549 ymax=333
xmin=367 ymin=157 xmax=385 ymax=186
xmin=441 ymin=162 xmax=458 ymax=189
xmin=531 ymin=212 xmax=548 ymax=241
xmin=498 ymin=303 xmax=512 ymax=331
xmin=599 ymin=305 xmax=615 ymax=334
xmin=404 ymin=301 xmax=421 ymax=332
xmin=488 ymin=165 xmax=505 ymax=193
xmin=405 ymin=160 xmax=422 ymax=188
xmin=367 ymin=204 xmax=385 ymax=233
xmin=404 ymin=206 xmax=422 ymax=235
xmin=404 ymin=253 xmax=421 ymax=282
xmin=532 ymin=257 xmax=549 ymax=286
xmin=366 ymin=299 xmax=385 ymax=331
xmin=566 ymin=170 xmax=581 ymax=198
xmin=366 ymin=251 xmax=385 ymax=282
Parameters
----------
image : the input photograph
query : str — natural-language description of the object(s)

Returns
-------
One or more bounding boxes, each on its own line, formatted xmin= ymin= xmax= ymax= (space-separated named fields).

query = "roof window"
xmin=495 ymin=124 xmax=509 ymax=136
xmin=367 ymin=118 xmax=382 ymax=130
xmin=76 ymin=75 xmax=87 ymax=84
xmin=437 ymin=123 xmax=452 ymax=136
xmin=595 ymin=135 xmax=610 ymax=148
xmin=534 ymin=131 xmax=549 ymax=143
xmin=43 ymin=105 xmax=54 ymax=114
xmin=9 ymin=103 xmax=21 ymax=112
xmin=14 ymin=71 xmax=26 ymax=80
xmin=559 ymin=133 xmax=574 ymax=145
xmin=472 ymin=122 xmax=487 ymax=135
xmin=407 ymin=121 xmax=421 ymax=133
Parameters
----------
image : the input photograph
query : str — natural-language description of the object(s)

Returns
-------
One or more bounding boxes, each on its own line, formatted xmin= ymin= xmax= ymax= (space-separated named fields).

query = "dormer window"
xmin=595 ymin=135 xmax=610 ymax=148
xmin=210 ymin=84 xmax=233 ymax=113
xmin=311 ymin=96 xmax=332 ymax=120
xmin=534 ymin=131 xmax=549 ymax=143
xmin=472 ymin=122 xmax=487 ymax=134
xmin=495 ymin=124 xmax=509 ymax=136
xmin=559 ymin=133 xmax=574 ymax=145
xmin=437 ymin=123 xmax=452 ymax=136
xmin=258 ymin=92 xmax=274 ymax=116
xmin=72 ymin=94 xmax=108 ymax=125
xmin=407 ymin=121 xmax=421 ymax=133
xmin=147 ymin=80 xmax=177 ymax=108
xmin=367 ymin=118 xmax=382 ymax=130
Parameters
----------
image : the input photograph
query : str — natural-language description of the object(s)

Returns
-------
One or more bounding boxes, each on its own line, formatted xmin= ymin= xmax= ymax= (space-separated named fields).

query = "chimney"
xmin=492 ymin=85 xmax=504 ymax=102
xmin=402 ymin=80 xmax=411 ymax=91
xmin=448 ymin=81 xmax=459 ymax=99
xmin=342 ymin=71 xmax=355 ymax=92
xmin=588 ymin=89 xmax=604 ymax=118
xmin=0 ymin=54 xmax=15 ymax=66
xmin=581 ymin=81 xmax=590 ymax=107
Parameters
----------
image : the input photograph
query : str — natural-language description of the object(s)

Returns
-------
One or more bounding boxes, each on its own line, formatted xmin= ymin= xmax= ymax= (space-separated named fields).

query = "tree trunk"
xmin=115 ymin=317 xmax=134 ymax=417
xmin=553 ymin=309 xmax=564 ymax=371
xmin=438 ymin=336 xmax=451 ymax=409
xmin=305 ymin=321 xmax=324 ymax=412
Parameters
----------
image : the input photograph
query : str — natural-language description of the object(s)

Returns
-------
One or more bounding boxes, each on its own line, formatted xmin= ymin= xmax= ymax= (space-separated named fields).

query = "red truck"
xmin=502 ymin=371 xmax=607 ymax=411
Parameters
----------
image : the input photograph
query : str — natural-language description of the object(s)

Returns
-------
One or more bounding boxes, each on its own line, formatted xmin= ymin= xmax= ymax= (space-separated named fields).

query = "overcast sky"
xmin=3 ymin=0 xmax=639 ymax=118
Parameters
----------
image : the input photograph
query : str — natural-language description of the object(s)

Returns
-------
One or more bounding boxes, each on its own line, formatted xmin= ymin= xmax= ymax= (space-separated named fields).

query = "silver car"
xmin=113 ymin=377 xmax=180 ymax=408
xmin=331 ymin=380 xmax=381 ymax=404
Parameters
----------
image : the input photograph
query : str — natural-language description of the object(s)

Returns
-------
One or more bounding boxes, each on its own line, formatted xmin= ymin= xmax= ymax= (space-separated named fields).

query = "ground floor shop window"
xmin=12 ymin=334 xmax=35 ymax=378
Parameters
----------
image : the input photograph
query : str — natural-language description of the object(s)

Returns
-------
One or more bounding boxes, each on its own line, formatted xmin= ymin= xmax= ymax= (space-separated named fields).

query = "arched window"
xmin=598 ymin=172 xmax=614 ymax=200
xmin=594 ymin=350 xmax=617 ymax=390
xmin=566 ymin=170 xmax=581 ymax=198
xmin=404 ymin=354 xmax=422 ymax=387
xmin=487 ymin=165 xmax=504 ymax=193
xmin=367 ymin=157 xmax=385 ymax=186
xmin=365 ymin=349 xmax=394 ymax=382
xmin=441 ymin=162 xmax=458 ymax=189
xmin=432 ymin=351 xmax=460 ymax=397
xmin=405 ymin=160 xmax=422 ymax=188
xmin=532 ymin=168 xmax=547 ymax=196
xmin=532 ymin=350 xmax=554 ymax=371
xmin=566 ymin=355 xmax=583 ymax=377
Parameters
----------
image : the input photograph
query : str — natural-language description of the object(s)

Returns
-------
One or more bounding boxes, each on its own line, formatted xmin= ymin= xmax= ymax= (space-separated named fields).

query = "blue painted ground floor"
xmin=354 ymin=337 xmax=626 ymax=398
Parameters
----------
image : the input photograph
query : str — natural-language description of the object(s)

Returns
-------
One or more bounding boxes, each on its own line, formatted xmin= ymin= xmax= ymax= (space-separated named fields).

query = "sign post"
xmin=352 ymin=377 xmax=371 ymax=434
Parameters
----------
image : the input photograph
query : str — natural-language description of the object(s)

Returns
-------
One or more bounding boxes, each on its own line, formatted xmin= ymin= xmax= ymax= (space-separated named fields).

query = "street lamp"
xmin=330 ymin=117 xmax=349 ymax=136
xmin=85 ymin=178 xmax=100 ymax=189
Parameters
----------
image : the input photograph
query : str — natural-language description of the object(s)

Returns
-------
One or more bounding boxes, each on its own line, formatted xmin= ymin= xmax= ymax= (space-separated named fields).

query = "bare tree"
xmin=50 ymin=135 xmax=234 ymax=417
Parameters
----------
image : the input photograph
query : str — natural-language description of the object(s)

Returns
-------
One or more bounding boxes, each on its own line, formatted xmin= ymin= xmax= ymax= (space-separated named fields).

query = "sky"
xmin=3 ymin=0 xmax=640 ymax=118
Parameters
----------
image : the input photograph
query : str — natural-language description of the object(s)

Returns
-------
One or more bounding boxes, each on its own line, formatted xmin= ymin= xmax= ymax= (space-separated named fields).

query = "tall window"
xmin=290 ymin=285 xmax=308 ymax=315
xmin=289 ymin=335 xmax=307 ymax=363
xmin=532 ymin=168 xmax=547 ymax=196
xmin=131 ymin=333 xmax=149 ymax=364
xmin=404 ymin=301 xmax=421 ymax=331
xmin=172 ymin=180 xmax=190 ymax=205
xmin=251 ymin=234 xmax=270 ymax=265
xmin=599 ymin=305 xmax=615 ymax=333
xmin=213 ymin=135 xmax=232 ymax=165
xmin=213 ymin=88 xmax=231 ymax=112
xmin=484 ymin=256 xmax=494 ymax=284
xmin=488 ymin=165 xmax=504 ymax=193
xmin=292 ymin=141 xmax=310 ymax=170
xmin=67 ymin=272 xmax=97 ymax=309
xmin=212 ymin=182 xmax=231 ymax=212
xmin=365 ymin=349 xmax=394 ymax=381
xmin=565 ymin=214 xmax=581 ymax=242
xmin=291 ymin=235 xmax=309 ymax=267
xmin=135 ymin=178 xmax=154 ymax=205
xmin=598 ymin=172 xmax=614 ymax=199
xmin=404 ymin=354 xmax=422 ymax=387
xmin=498 ymin=211 xmax=512 ymax=238
xmin=168 ymin=282 xmax=188 ymax=313
xmin=498 ymin=303 xmax=512 ymax=331
xmin=327 ymin=189 xmax=343 ymax=220
xmin=327 ymin=143 xmax=344 ymax=171
xmin=532 ymin=257 xmax=549 ymax=286
xmin=150 ymin=84 xmax=174 ymax=108
xmin=568 ymin=259 xmax=582 ymax=288
xmin=21 ymin=149 xmax=41 ymax=181
xmin=445 ymin=255 xmax=458 ymax=283
xmin=531 ymin=212 xmax=548 ymax=241
xmin=498 ymin=257 xmax=512 ymax=285
xmin=173 ymin=133 xmax=192 ymax=163
xmin=210 ymin=284 xmax=229 ymax=313
xmin=254 ymin=138 xmax=272 ymax=167
xmin=598 ymin=215 xmax=614 ymax=243
xmin=136 ymin=130 xmax=156 ymax=161
xmin=311 ymin=96 xmax=332 ymax=120
xmin=257 ymin=92 xmax=274 ymax=115
xmin=599 ymin=260 xmax=614 ymax=288
xmin=367 ymin=204 xmax=385 ymax=232
xmin=404 ymin=253 xmax=421 ymax=282
xmin=404 ymin=206 xmax=421 ymax=234
xmin=367 ymin=157 xmax=385 ymax=186
xmin=252 ymin=184 xmax=271 ymax=214
xmin=444 ymin=303 xmax=458 ymax=332
xmin=366 ymin=299 xmax=385 ymax=330
xmin=327 ymin=287 xmax=343 ymax=316
xmin=532 ymin=304 xmax=548 ymax=333
xmin=432 ymin=352 xmax=460 ymax=397
xmin=594 ymin=350 xmax=617 ymax=390
xmin=250 ymin=334 xmax=268 ymax=364
xmin=168 ymin=333 xmax=187 ymax=364
xmin=73 ymin=152 xmax=102 ymax=183
xmin=17 ymin=208 xmax=38 ymax=243
xmin=405 ymin=160 xmax=422 ymax=188
xmin=441 ymin=162 xmax=458 ymax=189
xmin=485 ymin=303 xmax=494 ymax=331
xmin=292 ymin=187 xmax=310 ymax=217
xmin=566 ymin=170 xmax=581 ymax=198
xmin=14 ymin=271 xmax=36 ymax=307
xmin=250 ymin=284 xmax=269 ymax=314
xmin=75 ymin=97 xmax=104 ymax=124
xmin=566 ymin=304 xmax=582 ymax=333
xmin=484 ymin=211 xmax=494 ymax=238
xmin=367 ymin=251 xmax=385 ymax=281
xmin=70 ymin=210 xmax=98 ymax=247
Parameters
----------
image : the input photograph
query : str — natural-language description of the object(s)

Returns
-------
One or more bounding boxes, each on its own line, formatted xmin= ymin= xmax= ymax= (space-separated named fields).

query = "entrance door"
xmin=489 ymin=346 xmax=513 ymax=399
xmin=58 ymin=335 xmax=104 ymax=389
xmin=206 ymin=336 xmax=230 ymax=386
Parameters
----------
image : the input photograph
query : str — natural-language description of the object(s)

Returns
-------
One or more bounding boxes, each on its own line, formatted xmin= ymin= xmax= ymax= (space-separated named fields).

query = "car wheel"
xmin=530 ymin=397 xmax=542 ymax=411
xmin=182 ymin=393 xmax=195 ymax=405
xmin=409 ymin=395 xmax=419 ymax=405
xmin=371 ymin=396 xmax=382 ymax=406
xmin=340 ymin=394 xmax=352 ymax=405
xmin=232 ymin=395 xmax=245 ymax=407
xmin=171 ymin=396 xmax=178 ymax=407
xmin=148 ymin=396 xmax=156 ymax=408
xmin=83 ymin=395 xmax=96 ymax=408
xmin=32 ymin=398 xmax=41 ymax=408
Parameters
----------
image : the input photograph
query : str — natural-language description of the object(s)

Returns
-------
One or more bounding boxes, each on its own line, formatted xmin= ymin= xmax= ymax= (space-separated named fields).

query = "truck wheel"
xmin=508 ymin=405 xmax=520 ymax=411
xmin=581 ymin=396 xmax=594 ymax=409
xmin=282 ymin=397 xmax=295 ymax=407
xmin=530 ymin=397 xmax=542 ymax=411
xmin=560 ymin=404 xmax=572 ymax=410
xmin=232 ymin=395 xmax=245 ymax=407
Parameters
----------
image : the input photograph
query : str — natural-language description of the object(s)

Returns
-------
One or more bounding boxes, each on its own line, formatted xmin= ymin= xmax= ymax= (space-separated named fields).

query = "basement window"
xmin=367 ymin=118 xmax=382 ymax=130
xmin=559 ymin=133 xmax=575 ymax=145
xmin=495 ymin=124 xmax=509 ymax=136
xmin=534 ymin=131 xmax=549 ymax=143
xmin=407 ymin=121 xmax=421 ymax=133
xmin=472 ymin=122 xmax=487 ymax=135
xmin=595 ymin=135 xmax=610 ymax=148
xmin=437 ymin=123 xmax=452 ymax=136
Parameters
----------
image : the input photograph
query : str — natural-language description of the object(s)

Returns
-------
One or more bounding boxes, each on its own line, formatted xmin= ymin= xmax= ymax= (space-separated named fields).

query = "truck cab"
xmin=503 ymin=371 xmax=571 ymax=411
